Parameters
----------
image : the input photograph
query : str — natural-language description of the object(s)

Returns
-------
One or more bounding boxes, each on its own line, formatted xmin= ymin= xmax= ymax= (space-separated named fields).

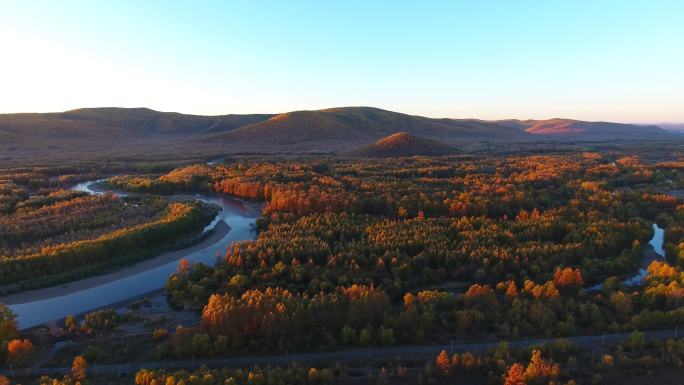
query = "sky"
xmin=1 ymin=1 xmax=682 ymax=123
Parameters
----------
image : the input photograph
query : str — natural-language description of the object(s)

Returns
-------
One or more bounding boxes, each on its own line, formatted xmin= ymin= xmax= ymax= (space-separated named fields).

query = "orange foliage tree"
xmin=6 ymin=338 xmax=33 ymax=365
xmin=504 ymin=363 xmax=526 ymax=385
xmin=435 ymin=350 xmax=450 ymax=373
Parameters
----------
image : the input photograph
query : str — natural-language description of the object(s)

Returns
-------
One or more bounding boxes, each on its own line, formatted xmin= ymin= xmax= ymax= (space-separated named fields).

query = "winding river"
xmin=588 ymin=223 xmax=666 ymax=290
xmin=4 ymin=181 xmax=261 ymax=329
xmin=623 ymin=223 xmax=666 ymax=286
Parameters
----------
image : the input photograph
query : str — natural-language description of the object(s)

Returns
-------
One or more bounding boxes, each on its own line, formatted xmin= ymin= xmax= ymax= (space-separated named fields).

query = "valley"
xmin=3 ymin=1 xmax=683 ymax=383
xmin=3 ymin=145 xmax=684 ymax=384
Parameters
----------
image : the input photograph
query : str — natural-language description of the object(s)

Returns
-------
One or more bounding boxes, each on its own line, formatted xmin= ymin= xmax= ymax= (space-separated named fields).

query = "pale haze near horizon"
xmin=0 ymin=0 xmax=682 ymax=124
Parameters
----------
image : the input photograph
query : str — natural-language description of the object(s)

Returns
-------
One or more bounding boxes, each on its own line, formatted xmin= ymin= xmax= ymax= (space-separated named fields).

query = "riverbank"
xmin=588 ymin=223 xmax=666 ymax=290
xmin=641 ymin=243 xmax=663 ymax=270
xmin=6 ymin=176 xmax=260 ymax=329
xmin=0 ymin=220 xmax=231 ymax=305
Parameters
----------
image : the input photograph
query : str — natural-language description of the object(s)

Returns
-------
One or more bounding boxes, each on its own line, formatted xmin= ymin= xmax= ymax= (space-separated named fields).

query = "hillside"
xmin=204 ymin=107 xmax=525 ymax=144
xmin=0 ymin=108 xmax=273 ymax=137
xmin=0 ymin=106 xmax=673 ymax=163
xmin=659 ymin=123 xmax=684 ymax=132
xmin=0 ymin=108 xmax=273 ymax=163
xmin=205 ymin=108 xmax=670 ymax=146
xmin=495 ymin=118 xmax=666 ymax=136
xmin=353 ymin=132 xmax=457 ymax=157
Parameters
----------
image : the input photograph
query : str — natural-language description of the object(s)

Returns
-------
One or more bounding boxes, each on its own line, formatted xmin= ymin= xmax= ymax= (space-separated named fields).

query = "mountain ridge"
xmin=203 ymin=106 xmax=526 ymax=144
xmin=0 ymin=106 xmax=667 ymax=138
xmin=0 ymin=107 xmax=275 ymax=137
xmin=0 ymin=106 xmax=671 ymax=163
xmin=493 ymin=118 xmax=664 ymax=136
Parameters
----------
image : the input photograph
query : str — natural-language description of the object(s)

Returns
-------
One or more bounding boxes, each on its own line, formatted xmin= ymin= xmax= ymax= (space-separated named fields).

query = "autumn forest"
xmin=1 ymin=146 xmax=684 ymax=385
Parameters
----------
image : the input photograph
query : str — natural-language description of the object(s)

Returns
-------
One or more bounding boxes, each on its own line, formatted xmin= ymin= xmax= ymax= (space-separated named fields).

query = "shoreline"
xmin=0 ymin=220 xmax=231 ymax=306
xmin=640 ymin=243 xmax=663 ymax=269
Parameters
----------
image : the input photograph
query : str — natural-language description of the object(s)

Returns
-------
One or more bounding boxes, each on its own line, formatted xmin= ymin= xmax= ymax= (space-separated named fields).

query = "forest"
xmin=101 ymin=154 xmax=684 ymax=354
xmin=4 ymin=151 xmax=684 ymax=385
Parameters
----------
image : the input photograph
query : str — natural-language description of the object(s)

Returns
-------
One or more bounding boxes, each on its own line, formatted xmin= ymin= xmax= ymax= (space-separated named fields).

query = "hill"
xmin=204 ymin=108 xmax=670 ymax=146
xmin=353 ymin=132 xmax=457 ymax=157
xmin=495 ymin=118 xmax=666 ymax=136
xmin=203 ymin=107 xmax=525 ymax=145
xmin=659 ymin=123 xmax=684 ymax=132
xmin=0 ymin=108 xmax=273 ymax=163
xmin=0 ymin=108 xmax=273 ymax=137
xmin=0 ymin=106 xmax=673 ymax=163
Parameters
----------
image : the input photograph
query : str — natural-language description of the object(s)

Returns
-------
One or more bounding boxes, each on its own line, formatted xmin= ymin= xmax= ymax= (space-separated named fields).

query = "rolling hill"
xmin=658 ymin=123 xmax=684 ymax=132
xmin=494 ymin=118 xmax=665 ymax=136
xmin=0 ymin=108 xmax=274 ymax=163
xmin=352 ymin=132 xmax=458 ymax=157
xmin=0 ymin=106 xmax=672 ymax=163
xmin=0 ymin=107 xmax=273 ymax=137
xmin=204 ymin=107 xmax=524 ymax=144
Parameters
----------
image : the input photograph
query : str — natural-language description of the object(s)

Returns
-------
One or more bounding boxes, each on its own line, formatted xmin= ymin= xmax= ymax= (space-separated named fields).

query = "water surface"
xmin=8 ymin=182 xmax=259 ymax=328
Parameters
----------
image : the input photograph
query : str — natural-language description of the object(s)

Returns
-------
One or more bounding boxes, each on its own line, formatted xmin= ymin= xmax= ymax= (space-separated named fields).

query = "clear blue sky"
xmin=1 ymin=0 xmax=682 ymax=123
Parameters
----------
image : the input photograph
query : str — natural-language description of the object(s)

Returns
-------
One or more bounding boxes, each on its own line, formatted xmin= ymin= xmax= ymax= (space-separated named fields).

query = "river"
xmin=623 ymin=223 xmax=666 ymax=286
xmin=5 ymin=181 xmax=260 ymax=329
xmin=587 ymin=223 xmax=666 ymax=290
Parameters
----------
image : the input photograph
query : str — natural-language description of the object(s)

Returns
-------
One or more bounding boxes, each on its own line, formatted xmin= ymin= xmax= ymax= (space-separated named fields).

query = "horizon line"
xmin=0 ymin=105 xmax=680 ymax=126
